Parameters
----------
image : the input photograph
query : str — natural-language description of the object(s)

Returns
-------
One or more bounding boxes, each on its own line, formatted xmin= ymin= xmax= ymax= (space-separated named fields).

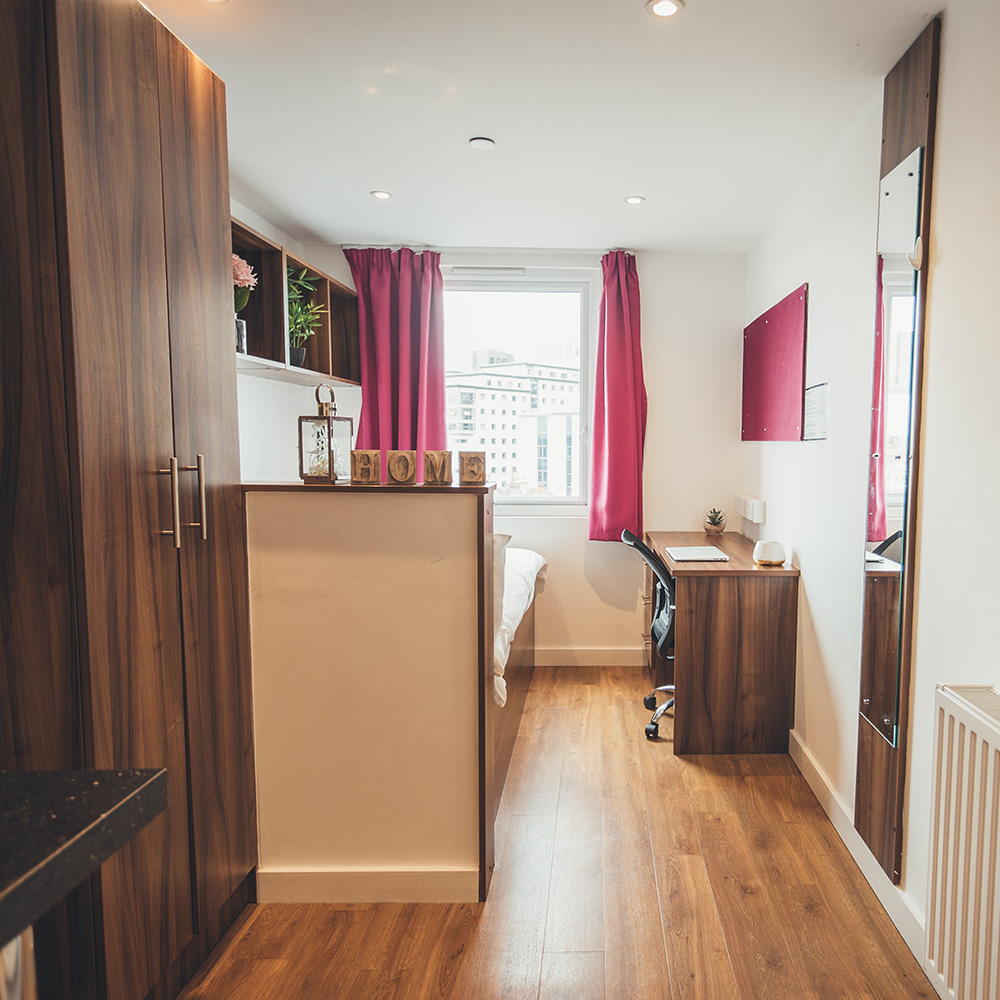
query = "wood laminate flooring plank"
xmin=636 ymin=724 xmax=739 ymax=1000
xmin=602 ymin=805 xmax=672 ymax=1000
xmin=561 ymin=666 xmax=602 ymax=772
xmin=468 ymin=811 xmax=555 ymax=1000
xmin=693 ymin=809 xmax=819 ymax=1000
xmin=538 ymin=951 xmax=605 ymax=1000
xmin=179 ymin=666 xmax=935 ymax=1000
xmin=495 ymin=704 xmax=566 ymax=820
xmin=544 ymin=768 xmax=604 ymax=953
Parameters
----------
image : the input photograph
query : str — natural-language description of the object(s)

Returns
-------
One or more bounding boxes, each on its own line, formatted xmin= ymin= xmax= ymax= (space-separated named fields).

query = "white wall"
xmin=905 ymin=0 xmax=1000 ymax=929
xmin=744 ymin=90 xmax=882 ymax=811
xmin=496 ymin=251 xmax=747 ymax=664
xmin=742 ymin=87 xmax=934 ymax=941
xmin=237 ymin=375 xmax=362 ymax=481
xmin=744 ymin=1 xmax=1000 ymax=960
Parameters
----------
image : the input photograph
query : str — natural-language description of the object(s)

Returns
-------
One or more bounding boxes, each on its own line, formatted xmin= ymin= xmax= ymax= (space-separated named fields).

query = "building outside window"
xmin=443 ymin=286 xmax=585 ymax=501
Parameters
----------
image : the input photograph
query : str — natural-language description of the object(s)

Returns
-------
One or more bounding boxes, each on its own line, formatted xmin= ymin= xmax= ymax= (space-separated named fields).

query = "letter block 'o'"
xmin=387 ymin=450 xmax=417 ymax=485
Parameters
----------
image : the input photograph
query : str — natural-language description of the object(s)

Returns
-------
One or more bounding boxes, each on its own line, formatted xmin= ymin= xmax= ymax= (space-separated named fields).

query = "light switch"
xmin=735 ymin=492 xmax=766 ymax=524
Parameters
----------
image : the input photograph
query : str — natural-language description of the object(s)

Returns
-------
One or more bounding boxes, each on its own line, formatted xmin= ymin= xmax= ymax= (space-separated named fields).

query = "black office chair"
xmin=872 ymin=529 xmax=903 ymax=563
xmin=621 ymin=529 xmax=676 ymax=740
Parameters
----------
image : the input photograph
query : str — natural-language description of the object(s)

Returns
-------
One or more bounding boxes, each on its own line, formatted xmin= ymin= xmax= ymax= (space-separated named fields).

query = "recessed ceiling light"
xmin=469 ymin=137 xmax=496 ymax=150
xmin=370 ymin=190 xmax=392 ymax=200
xmin=201 ymin=0 xmax=229 ymax=4
xmin=646 ymin=0 xmax=685 ymax=17
xmin=624 ymin=195 xmax=646 ymax=205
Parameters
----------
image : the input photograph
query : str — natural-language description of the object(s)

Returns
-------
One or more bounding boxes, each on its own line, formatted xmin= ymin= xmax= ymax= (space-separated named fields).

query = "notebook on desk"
xmin=664 ymin=545 xmax=729 ymax=561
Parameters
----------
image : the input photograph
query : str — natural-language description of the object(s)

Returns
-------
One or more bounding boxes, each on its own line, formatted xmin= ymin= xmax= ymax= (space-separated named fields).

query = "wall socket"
xmin=735 ymin=492 xmax=766 ymax=523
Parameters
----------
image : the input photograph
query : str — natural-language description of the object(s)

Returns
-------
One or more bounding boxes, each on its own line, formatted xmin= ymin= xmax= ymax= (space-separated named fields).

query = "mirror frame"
xmin=854 ymin=17 xmax=940 ymax=884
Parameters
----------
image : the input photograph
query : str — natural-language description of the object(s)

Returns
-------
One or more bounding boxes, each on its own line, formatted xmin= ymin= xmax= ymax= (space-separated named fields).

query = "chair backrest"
xmin=872 ymin=529 xmax=903 ymax=563
xmin=621 ymin=529 xmax=673 ymax=596
xmin=621 ymin=529 xmax=675 ymax=653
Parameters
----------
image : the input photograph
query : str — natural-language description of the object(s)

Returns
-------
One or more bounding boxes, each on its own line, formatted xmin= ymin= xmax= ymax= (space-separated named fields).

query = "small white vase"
xmin=753 ymin=540 xmax=786 ymax=566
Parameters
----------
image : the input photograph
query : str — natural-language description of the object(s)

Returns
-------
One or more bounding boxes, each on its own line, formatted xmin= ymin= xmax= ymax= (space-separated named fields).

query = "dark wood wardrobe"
xmin=0 ymin=1 xmax=256 ymax=998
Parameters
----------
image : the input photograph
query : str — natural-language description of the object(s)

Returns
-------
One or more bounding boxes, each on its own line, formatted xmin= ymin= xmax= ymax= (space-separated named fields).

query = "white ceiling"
xmin=144 ymin=0 xmax=937 ymax=253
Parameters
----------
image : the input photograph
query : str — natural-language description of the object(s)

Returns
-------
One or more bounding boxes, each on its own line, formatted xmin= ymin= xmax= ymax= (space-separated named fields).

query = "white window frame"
xmin=441 ymin=257 xmax=600 ymax=515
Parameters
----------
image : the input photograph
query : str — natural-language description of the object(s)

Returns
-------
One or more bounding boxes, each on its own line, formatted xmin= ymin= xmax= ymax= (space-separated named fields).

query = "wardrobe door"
xmin=0 ymin=0 xmax=79 ymax=777
xmin=155 ymin=22 xmax=257 ymax=930
xmin=49 ymin=2 xmax=194 ymax=997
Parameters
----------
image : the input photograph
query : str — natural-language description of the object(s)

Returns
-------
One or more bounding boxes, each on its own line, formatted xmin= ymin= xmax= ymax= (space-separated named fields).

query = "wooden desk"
xmin=645 ymin=531 xmax=799 ymax=754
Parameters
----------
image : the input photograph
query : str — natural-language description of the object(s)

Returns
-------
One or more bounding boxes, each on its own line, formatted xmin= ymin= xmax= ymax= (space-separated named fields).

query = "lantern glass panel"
xmin=331 ymin=417 xmax=354 ymax=483
xmin=300 ymin=417 xmax=331 ymax=479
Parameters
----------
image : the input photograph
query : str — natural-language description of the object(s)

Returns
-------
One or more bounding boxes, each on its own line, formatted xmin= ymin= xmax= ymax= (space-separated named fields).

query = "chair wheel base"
xmin=645 ymin=723 xmax=659 ymax=740
xmin=643 ymin=694 xmax=657 ymax=710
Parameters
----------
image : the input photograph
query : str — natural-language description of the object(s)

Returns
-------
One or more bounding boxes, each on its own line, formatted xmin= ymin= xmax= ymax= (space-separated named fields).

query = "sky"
xmin=443 ymin=289 xmax=581 ymax=372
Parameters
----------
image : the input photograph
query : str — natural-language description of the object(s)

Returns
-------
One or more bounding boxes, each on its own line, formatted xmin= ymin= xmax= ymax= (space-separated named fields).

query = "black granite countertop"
xmin=0 ymin=768 xmax=167 ymax=946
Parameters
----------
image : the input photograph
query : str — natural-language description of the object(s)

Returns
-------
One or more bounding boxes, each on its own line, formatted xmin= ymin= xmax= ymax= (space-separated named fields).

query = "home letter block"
xmin=423 ymin=450 xmax=453 ymax=485
xmin=351 ymin=450 xmax=381 ymax=485
xmin=387 ymin=450 xmax=417 ymax=485
xmin=459 ymin=451 xmax=486 ymax=486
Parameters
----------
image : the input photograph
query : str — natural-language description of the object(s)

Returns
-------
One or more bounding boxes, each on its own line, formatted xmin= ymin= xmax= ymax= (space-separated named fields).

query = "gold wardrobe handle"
xmin=180 ymin=454 xmax=208 ymax=540
xmin=157 ymin=457 xmax=181 ymax=549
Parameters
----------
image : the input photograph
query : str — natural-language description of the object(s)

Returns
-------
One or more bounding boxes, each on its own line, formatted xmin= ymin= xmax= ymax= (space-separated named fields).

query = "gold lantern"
xmin=298 ymin=384 xmax=354 ymax=484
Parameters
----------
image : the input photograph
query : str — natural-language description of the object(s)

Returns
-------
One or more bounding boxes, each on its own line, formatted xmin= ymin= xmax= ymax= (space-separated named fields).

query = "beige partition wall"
xmin=245 ymin=486 xmax=492 ymax=902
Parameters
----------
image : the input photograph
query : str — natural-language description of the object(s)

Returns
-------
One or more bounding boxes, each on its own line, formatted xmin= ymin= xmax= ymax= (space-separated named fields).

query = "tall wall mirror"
xmin=854 ymin=18 xmax=939 ymax=884
xmin=859 ymin=146 xmax=922 ymax=747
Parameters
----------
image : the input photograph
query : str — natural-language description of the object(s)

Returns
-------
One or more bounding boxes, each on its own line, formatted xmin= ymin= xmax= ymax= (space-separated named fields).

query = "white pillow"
xmin=493 ymin=533 xmax=511 ymax=627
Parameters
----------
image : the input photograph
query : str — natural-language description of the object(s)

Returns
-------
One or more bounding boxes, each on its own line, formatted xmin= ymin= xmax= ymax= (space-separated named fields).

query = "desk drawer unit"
xmin=673 ymin=573 xmax=798 ymax=754
xmin=646 ymin=531 xmax=799 ymax=755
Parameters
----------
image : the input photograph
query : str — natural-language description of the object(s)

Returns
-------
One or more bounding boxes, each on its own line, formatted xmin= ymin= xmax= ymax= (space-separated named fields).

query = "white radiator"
xmin=926 ymin=685 xmax=1000 ymax=1000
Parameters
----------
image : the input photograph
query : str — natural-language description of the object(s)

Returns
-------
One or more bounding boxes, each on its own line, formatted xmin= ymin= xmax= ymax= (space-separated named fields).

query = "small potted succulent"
xmin=287 ymin=267 xmax=328 ymax=368
xmin=705 ymin=507 xmax=727 ymax=535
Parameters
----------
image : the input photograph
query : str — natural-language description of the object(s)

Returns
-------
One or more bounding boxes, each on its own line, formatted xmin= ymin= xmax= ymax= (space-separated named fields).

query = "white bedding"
xmin=494 ymin=547 xmax=547 ymax=706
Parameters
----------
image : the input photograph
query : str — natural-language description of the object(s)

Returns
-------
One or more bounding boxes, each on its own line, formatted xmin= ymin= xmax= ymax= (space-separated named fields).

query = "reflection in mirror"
xmin=859 ymin=147 xmax=922 ymax=747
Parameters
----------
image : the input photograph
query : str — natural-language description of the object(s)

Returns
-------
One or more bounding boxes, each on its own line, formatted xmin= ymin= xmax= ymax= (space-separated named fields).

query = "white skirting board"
xmin=788 ymin=729 xmax=925 ymax=961
xmin=535 ymin=646 xmax=644 ymax=667
xmin=257 ymin=868 xmax=480 ymax=904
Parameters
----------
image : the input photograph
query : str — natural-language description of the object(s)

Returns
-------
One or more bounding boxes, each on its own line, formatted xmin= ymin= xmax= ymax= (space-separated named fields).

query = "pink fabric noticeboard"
xmin=741 ymin=284 xmax=808 ymax=441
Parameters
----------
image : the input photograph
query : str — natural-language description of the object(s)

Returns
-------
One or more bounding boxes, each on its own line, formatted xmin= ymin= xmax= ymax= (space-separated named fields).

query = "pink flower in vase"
xmin=233 ymin=253 xmax=257 ymax=313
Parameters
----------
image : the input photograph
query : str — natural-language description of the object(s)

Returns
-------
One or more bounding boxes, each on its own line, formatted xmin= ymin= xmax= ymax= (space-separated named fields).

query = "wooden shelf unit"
xmin=231 ymin=220 xmax=360 ymax=385
xmin=232 ymin=220 xmax=286 ymax=365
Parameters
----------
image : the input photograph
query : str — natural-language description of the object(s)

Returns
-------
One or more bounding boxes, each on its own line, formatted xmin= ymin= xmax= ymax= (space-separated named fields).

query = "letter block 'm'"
xmin=423 ymin=450 xmax=453 ymax=485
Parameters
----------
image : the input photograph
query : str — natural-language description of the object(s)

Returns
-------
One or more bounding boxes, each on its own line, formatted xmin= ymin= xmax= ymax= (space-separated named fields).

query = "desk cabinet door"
xmin=674 ymin=575 xmax=797 ymax=754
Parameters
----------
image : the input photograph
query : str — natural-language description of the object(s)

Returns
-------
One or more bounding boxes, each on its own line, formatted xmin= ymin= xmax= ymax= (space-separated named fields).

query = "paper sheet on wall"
xmin=803 ymin=382 xmax=829 ymax=441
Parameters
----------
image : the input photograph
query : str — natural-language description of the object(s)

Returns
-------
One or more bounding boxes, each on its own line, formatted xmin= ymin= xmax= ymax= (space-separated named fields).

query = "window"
xmin=880 ymin=257 xmax=917 ymax=516
xmin=442 ymin=263 xmax=596 ymax=505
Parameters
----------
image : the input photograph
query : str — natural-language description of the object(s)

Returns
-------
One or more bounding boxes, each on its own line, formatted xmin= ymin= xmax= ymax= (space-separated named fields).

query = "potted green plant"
xmin=705 ymin=507 xmax=727 ymax=535
xmin=287 ymin=267 xmax=328 ymax=368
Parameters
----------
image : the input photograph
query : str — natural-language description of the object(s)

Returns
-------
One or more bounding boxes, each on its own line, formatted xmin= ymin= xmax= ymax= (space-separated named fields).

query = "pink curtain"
xmin=589 ymin=251 xmax=647 ymax=541
xmin=344 ymin=248 xmax=446 ymax=478
xmin=867 ymin=254 xmax=887 ymax=541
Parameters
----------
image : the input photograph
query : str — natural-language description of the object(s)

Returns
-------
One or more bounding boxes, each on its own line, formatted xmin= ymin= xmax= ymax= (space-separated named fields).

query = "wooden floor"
xmin=181 ymin=666 xmax=934 ymax=1000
